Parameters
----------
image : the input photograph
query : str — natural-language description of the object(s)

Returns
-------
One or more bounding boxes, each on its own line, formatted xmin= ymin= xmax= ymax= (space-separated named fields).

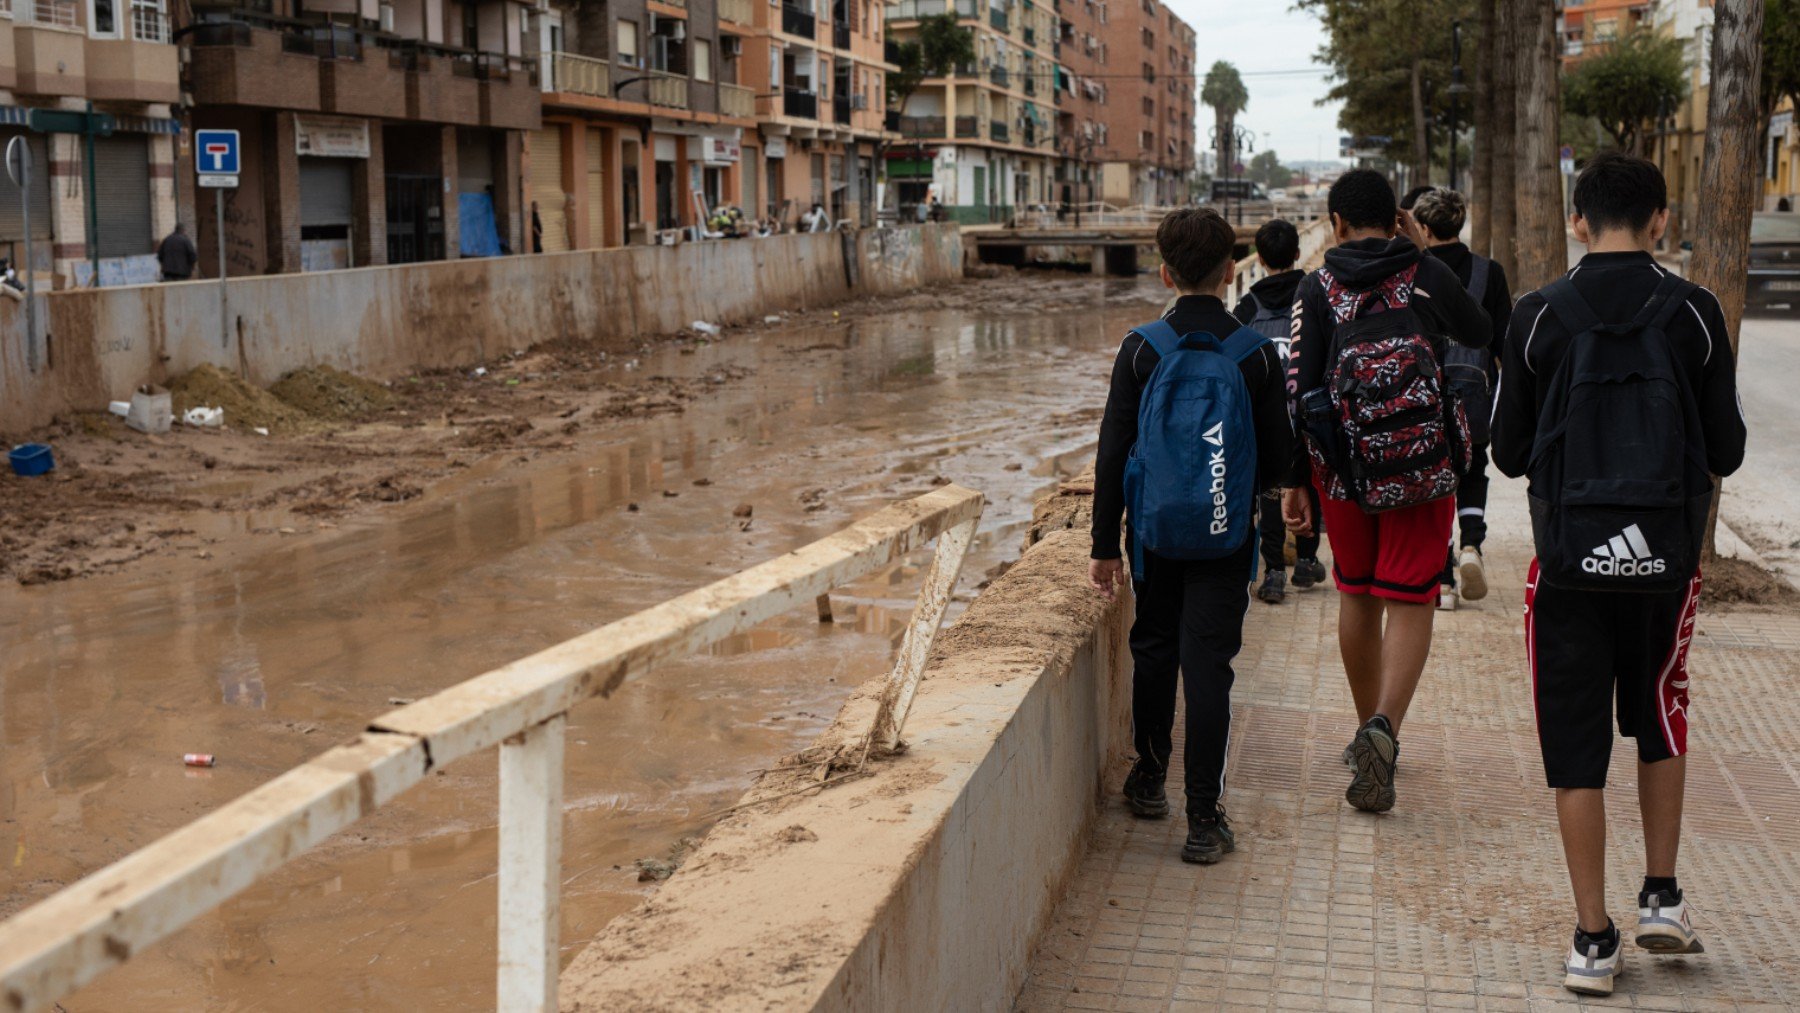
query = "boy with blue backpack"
xmin=1088 ymin=207 xmax=1292 ymax=864
xmin=1491 ymin=153 xmax=1745 ymax=996
xmin=1233 ymin=218 xmax=1328 ymax=606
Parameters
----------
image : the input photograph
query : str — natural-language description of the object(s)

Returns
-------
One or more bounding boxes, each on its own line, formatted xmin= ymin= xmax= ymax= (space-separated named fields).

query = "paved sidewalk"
xmin=1016 ymin=478 xmax=1800 ymax=1011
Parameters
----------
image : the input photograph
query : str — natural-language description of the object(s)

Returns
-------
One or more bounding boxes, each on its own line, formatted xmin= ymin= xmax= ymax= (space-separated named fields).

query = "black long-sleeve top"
xmin=1490 ymin=251 xmax=1747 ymax=480
xmin=1424 ymin=240 xmax=1513 ymax=375
xmin=1091 ymin=294 xmax=1293 ymax=560
xmin=1283 ymin=236 xmax=1492 ymax=487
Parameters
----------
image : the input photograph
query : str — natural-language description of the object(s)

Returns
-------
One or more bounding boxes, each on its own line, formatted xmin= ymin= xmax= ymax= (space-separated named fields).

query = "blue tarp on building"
xmin=459 ymin=192 xmax=502 ymax=257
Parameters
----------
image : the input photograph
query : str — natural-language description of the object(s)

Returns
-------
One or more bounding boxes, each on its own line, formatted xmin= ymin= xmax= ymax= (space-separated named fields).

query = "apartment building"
xmin=177 ymin=0 xmax=539 ymax=276
xmin=1094 ymin=0 xmax=1191 ymax=207
xmin=1053 ymin=0 xmax=1107 ymax=211
xmin=1647 ymin=0 xmax=1710 ymax=244
xmin=884 ymin=0 xmax=1059 ymax=223
xmin=0 ymin=0 xmax=180 ymax=283
xmin=1561 ymin=0 xmax=1653 ymax=64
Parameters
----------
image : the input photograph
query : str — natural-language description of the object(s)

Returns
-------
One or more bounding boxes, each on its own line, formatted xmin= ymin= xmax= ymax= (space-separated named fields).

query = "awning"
xmin=0 ymin=106 xmax=181 ymax=135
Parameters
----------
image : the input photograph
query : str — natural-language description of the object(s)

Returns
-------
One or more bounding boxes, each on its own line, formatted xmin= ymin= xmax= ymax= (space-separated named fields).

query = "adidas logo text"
xmin=1583 ymin=523 xmax=1666 ymax=578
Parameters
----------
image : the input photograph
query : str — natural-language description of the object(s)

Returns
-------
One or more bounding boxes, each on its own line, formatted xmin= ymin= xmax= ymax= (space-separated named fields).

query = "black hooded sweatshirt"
xmin=1284 ymin=236 xmax=1492 ymax=487
xmin=1231 ymin=269 xmax=1306 ymax=331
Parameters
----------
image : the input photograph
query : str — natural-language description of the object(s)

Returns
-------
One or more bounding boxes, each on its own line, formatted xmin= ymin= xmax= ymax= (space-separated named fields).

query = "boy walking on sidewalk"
xmin=1282 ymin=170 xmax=1490 ymax=814
xmin=1088 ymin=208 xmax=1292 ymax=863
xmin=1233 ymin=218 xmax=1327 ymax=605
xmin=1491 ymin=152 xmax=1746 ymax=996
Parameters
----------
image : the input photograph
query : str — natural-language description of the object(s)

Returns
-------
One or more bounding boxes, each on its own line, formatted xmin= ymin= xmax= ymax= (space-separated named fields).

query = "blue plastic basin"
xmin=9 ymin=443 xmax=54 ymax=477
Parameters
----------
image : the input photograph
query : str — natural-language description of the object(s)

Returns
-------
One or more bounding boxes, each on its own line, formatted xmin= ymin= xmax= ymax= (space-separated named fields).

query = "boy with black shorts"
xmin=1089 ymin=208 xmax=1292 ymax=863
xmin=1491 ymin=152 xmax=1746 ymax=995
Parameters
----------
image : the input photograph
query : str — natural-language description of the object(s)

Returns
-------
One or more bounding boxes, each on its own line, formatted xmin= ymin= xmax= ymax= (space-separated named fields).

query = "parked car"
xmin=1748 ymin=212 xmax=1800 ymax=310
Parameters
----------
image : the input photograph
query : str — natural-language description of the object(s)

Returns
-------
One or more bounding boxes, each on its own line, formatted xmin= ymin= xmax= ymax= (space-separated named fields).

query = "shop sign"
xmin=296 ymin=116 xmax=371 ymax=158
xmin=765 ymin=136 xmax=788 ymax=159
xmin=704 ymin=137 xmax=741 ymax=165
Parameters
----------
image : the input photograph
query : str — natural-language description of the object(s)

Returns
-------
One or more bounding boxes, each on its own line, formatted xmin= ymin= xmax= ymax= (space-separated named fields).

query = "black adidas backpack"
xmin=1527 ymin=274 xmax=1713 ymax=593
xmin=1442 ymin=255 xmax=1494 ymax=444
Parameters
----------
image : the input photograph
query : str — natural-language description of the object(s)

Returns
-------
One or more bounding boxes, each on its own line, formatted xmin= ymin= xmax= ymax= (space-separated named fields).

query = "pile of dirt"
xmin=270 ymin=365 xmax=396 ymax=421
xmin=169 ymin=364 xmax=315 ymax=434
xmin=1704 ymin=555 xmax=1799 ymax=607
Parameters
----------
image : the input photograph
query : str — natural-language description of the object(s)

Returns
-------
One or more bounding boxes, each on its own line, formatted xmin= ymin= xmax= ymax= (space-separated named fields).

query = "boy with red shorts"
xmin=1281 ymin=170 xmax=1489 ymax=813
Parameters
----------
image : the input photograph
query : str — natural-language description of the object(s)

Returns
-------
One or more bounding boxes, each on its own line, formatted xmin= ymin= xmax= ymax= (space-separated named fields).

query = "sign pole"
xmin=9 ymin=137 xmax=38 ymax=373
xmin=217 ymin=187 xmax=228 ymax=349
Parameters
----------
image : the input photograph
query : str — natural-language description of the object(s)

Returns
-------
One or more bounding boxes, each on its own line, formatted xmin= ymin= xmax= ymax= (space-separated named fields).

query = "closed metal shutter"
xmin=585 ymin=129 xmax=604 ymax=248
xmin=457 ymin=131 xmax=494 ymax=194
xmin=529 ymin=127 xmax=568 ymax=253
xmin=299 ymin=158 xmax=355 ymax=227
xmin=93 ymin=134 xmax=152 ymax=258
xmin=0 ymin=132 xmax=53 ymax=245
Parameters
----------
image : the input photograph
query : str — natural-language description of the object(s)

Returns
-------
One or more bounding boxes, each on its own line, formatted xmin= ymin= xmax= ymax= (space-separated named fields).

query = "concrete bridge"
xmin=964 ymin=201 xmax=1327 ymax=275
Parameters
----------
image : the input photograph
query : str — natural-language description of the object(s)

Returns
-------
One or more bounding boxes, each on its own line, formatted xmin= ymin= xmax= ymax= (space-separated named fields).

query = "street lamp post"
xmin=1210 ymin=123 xmax=1255 ymax=226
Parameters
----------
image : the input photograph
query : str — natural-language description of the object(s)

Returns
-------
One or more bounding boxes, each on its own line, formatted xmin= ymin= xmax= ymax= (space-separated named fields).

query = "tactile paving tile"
xmin=1015 ymin=477 xmax=1800 ymax=1011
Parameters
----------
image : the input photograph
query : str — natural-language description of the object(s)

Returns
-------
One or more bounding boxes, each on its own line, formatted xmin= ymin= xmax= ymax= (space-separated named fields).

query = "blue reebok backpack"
xmin=1123 ymin=320 xmax=1269 ymax=579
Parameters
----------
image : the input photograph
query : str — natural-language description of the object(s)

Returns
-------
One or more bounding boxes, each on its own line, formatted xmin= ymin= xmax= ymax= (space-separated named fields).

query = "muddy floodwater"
xmin=0 ymin=273 xmax=1163 ymax=1009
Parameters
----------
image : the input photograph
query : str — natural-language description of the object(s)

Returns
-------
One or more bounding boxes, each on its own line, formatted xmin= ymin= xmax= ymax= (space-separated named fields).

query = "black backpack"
xmin=1527 ymin=274 xmax=1712 ymax=593
xmin=1442 ymin=255 xmax=1494 ymax=443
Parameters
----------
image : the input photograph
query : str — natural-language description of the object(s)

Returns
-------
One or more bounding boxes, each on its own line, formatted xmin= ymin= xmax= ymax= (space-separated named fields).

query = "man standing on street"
xmin=156 ymin=223 xmax=197 ymax=282
xmin=1491 ymin=152 xmax=1746 ymax=997
xmin=1088 ymin=207 xmax=1292 ymax=864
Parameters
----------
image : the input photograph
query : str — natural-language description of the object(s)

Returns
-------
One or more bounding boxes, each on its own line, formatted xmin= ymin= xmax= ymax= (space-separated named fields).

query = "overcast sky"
xmin=1164 ymin=1 xmax=1347 ymax=167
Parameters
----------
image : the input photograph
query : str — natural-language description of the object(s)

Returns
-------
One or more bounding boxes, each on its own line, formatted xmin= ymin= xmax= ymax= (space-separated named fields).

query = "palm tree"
xmin=1202 ymin=61 xmax=1249 ymax=189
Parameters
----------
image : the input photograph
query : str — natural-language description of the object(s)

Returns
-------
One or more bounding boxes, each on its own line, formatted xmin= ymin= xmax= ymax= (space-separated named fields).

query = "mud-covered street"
xmin=0 ymin=270 xmax=1165 ymax=1009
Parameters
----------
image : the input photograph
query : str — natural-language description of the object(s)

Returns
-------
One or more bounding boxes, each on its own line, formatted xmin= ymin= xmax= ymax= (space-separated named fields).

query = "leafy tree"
xmin=1562 ymin=28 xmax=1688 ymax=154
xmin=1202 ymin=62 xmax=1249 ymax=182
xmin=1764 ymin=0 xmax=1800 ymax=118
xmin=887 ymin=14 xmax=977 ymax=117
xmin=1248 ymin=150 xmax=1294 ymax=189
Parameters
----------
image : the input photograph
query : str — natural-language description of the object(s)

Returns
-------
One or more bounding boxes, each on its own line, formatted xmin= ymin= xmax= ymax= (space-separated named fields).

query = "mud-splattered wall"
xmin=0 ymin=225 xmax=963 ymax=433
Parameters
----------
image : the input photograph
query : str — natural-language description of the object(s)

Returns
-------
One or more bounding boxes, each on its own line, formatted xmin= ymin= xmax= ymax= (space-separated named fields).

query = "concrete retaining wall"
xmin=0 ymin=225 xmax=963 ymax=433
xmin=559 ymin=486 xmax=1131 ymax=1011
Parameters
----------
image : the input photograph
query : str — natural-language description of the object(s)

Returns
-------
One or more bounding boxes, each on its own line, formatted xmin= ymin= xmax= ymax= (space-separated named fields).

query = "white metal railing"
xmin=545 ymin=50 xmax=610 ymax=97
xmin=719 ymin=81 xmax=755 ymax=118
xmin=0 ymin=486 xmax=985 ymax=1013
xmin=1226 ymin=215 xmax=1330 ymax=305
xmin=19 ymin=0 xmax=77 ymax=28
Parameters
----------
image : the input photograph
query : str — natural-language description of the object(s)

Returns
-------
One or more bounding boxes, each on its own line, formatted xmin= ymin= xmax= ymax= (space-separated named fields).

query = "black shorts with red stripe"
xmin=1524 ymin=560 xmax=1703 ymax=789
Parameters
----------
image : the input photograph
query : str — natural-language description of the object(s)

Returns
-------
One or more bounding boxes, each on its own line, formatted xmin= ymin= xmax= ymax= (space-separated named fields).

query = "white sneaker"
xmin=1636 ymin=891 xmax=1706 ymax=954
xmin=1458 ymin=547 xmax=1488 ymax=601
xmin=1563 ymin=937 xmax=1622 ymax=996
xmin=1437 ymin=588 xmax=1458 ymax=611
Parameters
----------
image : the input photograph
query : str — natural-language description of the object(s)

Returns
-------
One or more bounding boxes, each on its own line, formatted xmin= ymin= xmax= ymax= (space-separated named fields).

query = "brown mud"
xmin=0 ymin=268 xmax=1164 ymax=1011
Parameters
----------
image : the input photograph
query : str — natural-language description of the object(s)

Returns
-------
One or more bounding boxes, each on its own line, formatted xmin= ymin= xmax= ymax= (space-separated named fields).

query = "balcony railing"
xmin=781 ymin=4 xmax=815 ymax=37
xmin=833 ymin=95 xmax=850 ymax=122
xmin=988 ymin=7 xmax=1007 ymax=30
xmin=987 ymin=66 xmax=1008 ymax=87
xmin=833 ymin=22 xmax=849 ymax=48
xmin=19 ymin=0 xmax=77 ymax=28
xmin=1022 ymin=26 xmax=1034 ymax=45
xmin=546 ymin=50 xmax=610 ymax=96
xmin=647 ymin=69 xmax=689 ymax=108
xmin=954 ymin=115 xmax=979 ymax=138
xmin=885 ymin=0 xmax=976 ymax=19
xmin=1023 ymin=74 xmax=1035 ymax=95
xmin=896 ymin=114 xmax=945 ymax=137
xmin=784 ymin=88 xmax=817 ymax=118
xmin=718 ymin=0 xmax=752 ymax=22
xmin=990 ymin=120 xmax=1008 ymax=141
xmin=719 ymin=81 xmax=754 ymax=117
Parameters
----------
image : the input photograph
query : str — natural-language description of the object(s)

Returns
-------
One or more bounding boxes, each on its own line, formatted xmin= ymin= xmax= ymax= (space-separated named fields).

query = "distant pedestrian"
xmin=531 ymin=201 xmax=544 ymax=253
xmin=1089 ymin=207 xmax=1292 ymax=864
xmin=802 ymin=203 xmax=830 ymax=233
xmin=1284 ymin=169 xmax=1489 ymax=814
xmin=1491 ymin=152 xmax=1746 ymax=997
xmin=1231 ymin=218 xmax=1325 ymax=605
xmin=156 ymin=223 xmax=197 ymax=281
xmin=1408 ymin=186 xmax=1513 ymax=611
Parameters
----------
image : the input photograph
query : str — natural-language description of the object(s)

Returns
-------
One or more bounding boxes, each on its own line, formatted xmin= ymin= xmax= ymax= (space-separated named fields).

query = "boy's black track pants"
xmin=1128 ymin=537 xmax=1255 ymax=816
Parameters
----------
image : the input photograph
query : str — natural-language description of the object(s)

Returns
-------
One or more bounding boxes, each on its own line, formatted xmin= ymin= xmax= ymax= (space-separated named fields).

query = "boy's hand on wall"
xmin=1282 ymin=488 xmax=1315 ymax=536
xmin=1088 ymin=558 xmax=1123 ymax=600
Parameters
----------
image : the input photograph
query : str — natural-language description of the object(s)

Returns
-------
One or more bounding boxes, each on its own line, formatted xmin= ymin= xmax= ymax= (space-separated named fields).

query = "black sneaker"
xmin=1122 ymin=758 xmax=1169 ymax=818
xmin=1181 ymin=806 xmax=1236 ymax=864
xmin=1292 ymin=557 xmax=1327 ymax=590
xmin=1345 ymin=716 xmax=1398 ymax=813
xmin=1255 ymin=569 xmax=1287 ymax=604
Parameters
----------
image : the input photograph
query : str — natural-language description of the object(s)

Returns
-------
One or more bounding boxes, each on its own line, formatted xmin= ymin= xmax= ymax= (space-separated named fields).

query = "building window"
xmin=1142 ymin=62 xmax=1153 ymax=82
xmin=462 ymin=1 xmax=479 ymax=49
xmin=130 ymin=0 xmax=168 ymax=42
xmin=696 ymin=40 xmax=713 ymax=80
xmin=618 ymin=20 xmax=640 ymax=66
xmin=88 ymin=0 xmax=119 ymax=36
xmin=1141 ymin=96 xmax=1153 ymax=116
xmin=1141 ymin=26 xmax=1152 ymax=48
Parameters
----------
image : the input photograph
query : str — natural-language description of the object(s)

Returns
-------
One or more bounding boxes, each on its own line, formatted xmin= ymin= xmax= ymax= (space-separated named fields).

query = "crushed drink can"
xmin=183 ymin=753 xmax=216 ymax=768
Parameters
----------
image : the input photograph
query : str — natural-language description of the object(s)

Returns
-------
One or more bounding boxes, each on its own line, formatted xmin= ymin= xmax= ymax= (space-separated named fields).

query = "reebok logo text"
xmin=1583 ymin=523 xmax=1666 ymax=578
xmin=1207 ymin=423 xmax=1228 ymax=535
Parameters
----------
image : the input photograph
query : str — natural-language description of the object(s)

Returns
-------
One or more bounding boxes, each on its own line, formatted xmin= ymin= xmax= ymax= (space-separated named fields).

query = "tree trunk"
xmin=1691 ymin=0 xmax=1765 ymax=558
xmin=1513 ymin=0 xmax=1566 ymax=292
xmin=1488 ymin=0 xmax=1518 ymax=276
xmin=1471 ymin=0 xmax=1496 ymax=252
xmin=1411 ymin=58 xmax=1431 ymax=186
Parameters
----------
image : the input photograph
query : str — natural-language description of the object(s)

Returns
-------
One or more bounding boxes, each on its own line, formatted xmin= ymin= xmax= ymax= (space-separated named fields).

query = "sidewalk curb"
xmin=1716 ymin=517 xmax=1800 ymax=591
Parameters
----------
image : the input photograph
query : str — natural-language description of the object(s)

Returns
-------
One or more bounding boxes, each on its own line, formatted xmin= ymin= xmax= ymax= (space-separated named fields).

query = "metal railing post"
xmin=871 ymin=515 xmax=979 ymax=751
xmin=497 ymin=714 xmax=566 ymax=1013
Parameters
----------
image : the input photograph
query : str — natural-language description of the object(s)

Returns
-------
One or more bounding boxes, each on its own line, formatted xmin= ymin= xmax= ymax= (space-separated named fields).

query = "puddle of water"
xmin=0 ymin=277 xmax=1159 ymax=1009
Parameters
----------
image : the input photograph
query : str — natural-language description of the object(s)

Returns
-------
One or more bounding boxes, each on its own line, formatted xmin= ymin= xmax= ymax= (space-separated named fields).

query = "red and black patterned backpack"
xmin=1311 ymin=264 xmax=1471 ymax=512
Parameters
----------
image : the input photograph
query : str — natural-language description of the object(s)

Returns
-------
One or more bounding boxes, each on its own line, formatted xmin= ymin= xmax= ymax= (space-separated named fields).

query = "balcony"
xmin=719 ymin=0 xmax=753 ymax=24
xmin=833 ymin=22 xmax=849 ymax=48
xmin=833 ymin=95 xmax=850 ymax=123
xmin=782 ymin=5 xmax=816 ymax=37
xmin=895 ymin=114 xmax=945 ymax=137
xmin=988 ymin=7 xmax=1007 ymax=30
xmin=85 ymin=28 xmax=179 ymax=102
xmin=1022 ymin=74 xmax=1035 ymax=96
xmin=308 ymin=27 xmax=408 ymax=119
xmin=647 ymin=68 xmax=689 ymax=109
xmin=954 ymin=115 xmax=979 ymax=138
xmin=477 ymin=52 xmax=540 ymax=129
xmin=885 ymin=0 xmax=977 ymax=20
xmin=1022 ymin=26 xmax=1034 ymax=45
xmin=396 ymin=43 xmax=483 ymax=126
xmin=719 ymin=81 xmax=755 ymax=118
xmin=187 ymin=21 xmax=324 ymax=111
xmin=987 ymin=65 xmax=1007 ymax=87
xmin=784 ymin=88 xmax=818 ymax=119
xmin=544 ymin=50 xmax=611 ymax=97
xmin=990 ymin=120 xmax=1007 ymax=142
